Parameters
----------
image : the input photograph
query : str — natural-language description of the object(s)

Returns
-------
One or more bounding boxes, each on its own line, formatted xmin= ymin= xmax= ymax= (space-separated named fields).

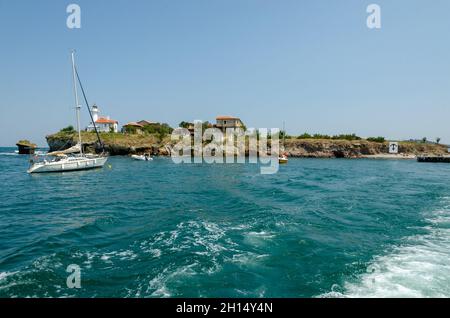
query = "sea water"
xmin=1 ymin=147 xmax=450 ymax=298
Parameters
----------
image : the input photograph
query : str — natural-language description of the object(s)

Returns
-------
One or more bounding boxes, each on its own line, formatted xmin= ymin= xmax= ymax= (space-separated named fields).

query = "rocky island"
xmin=16 ymin=140 xmax=37 ymax=154
xmin=45 ymin=131 xmax=448 ymax=159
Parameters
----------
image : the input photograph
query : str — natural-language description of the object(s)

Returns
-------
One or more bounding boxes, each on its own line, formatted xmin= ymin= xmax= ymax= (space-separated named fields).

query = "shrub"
xmin=367 ymin=137 xmax=385 ymax=143
xmin=142 ymin=123 xmax=173 ymax=136
xmin=123 ymin=126 xmax=137 ymax=134
xmin=331 ymin=134 xmax=361 ymax=141
xmin=280 ymin=130 xmax=288 ymax=139
xmin=179 ymin=121 xmax=192 ymax=129
xmin=296 ymin=133 xmax=361 ymax=141
xmin=297 ymin=133 xmax=313 ymax=139
xmin=314 ymin=134 xmax=332 ymax=139
xmin=60 ymin=125 xmax=75 ymax=133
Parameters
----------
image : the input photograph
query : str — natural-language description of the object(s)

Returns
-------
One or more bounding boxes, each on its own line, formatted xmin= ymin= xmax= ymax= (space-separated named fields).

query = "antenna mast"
xmin=71 ymin=50 xmax=83 ymax=155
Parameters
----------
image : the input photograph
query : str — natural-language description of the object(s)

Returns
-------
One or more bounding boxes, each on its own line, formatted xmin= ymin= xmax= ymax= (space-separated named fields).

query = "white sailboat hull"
xmin=28 ymin=156 xmax=108 ymax=174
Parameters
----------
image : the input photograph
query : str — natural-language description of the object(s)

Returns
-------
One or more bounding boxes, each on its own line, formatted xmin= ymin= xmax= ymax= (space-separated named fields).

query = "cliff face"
xmin=46 ymin=132 xmax=171 ymax=156
xmin=46 ymin=132 xmax=448 ymax=158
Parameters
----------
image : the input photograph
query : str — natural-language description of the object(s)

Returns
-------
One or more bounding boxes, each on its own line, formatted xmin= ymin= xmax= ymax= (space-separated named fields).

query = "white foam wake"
xmin=0 ymin=153 xmax=19 ymax=156
xmin=0 ymin=271 xmax=18 ymax=281
xmin=325 ymin=197 xmax=450 ymax=298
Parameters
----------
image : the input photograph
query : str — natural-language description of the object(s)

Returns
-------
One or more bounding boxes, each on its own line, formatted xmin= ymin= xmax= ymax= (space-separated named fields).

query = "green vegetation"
xmin=123 ymin=123 xmax=174 ymax=140
xmin=59 ymin=125 xmax=75 ymax=133
xmin=178 ymin=121 xmax=212 ymax=131
xmin=366 ymin=137 xmax=386 ymax=143
xmin=16 ymin=139 xmax=37 ymax=147
xmin=179 ymin=121 xmax=192 ymax=129
xmin=294 ymin=133 xmax=389 ymax=143
xmin=296 ymin=133 xmax=362 ymax=141
xmin=135 ymin=123 xmax=173 ymax=142
xmin=123 ymin=126 xmax=137 ymax=134
xmin=142 ymin=123 xmax=173 ymax=136
xmin=48 ymin=131 xmax=161 ymax=148
xmin=279 ymin=130 xmax=292 ymax=140
xmin=202 ymin=121 xmax=211 ymax=131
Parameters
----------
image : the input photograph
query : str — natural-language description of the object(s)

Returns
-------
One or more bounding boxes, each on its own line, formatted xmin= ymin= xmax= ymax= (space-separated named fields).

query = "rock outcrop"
xmin=16 ymin=139 xmax=37 ymax=155
xmin=46 ymin=132 xmax=166 ymax=156
xmin=283 ymin=139 xmax=448 ymax=158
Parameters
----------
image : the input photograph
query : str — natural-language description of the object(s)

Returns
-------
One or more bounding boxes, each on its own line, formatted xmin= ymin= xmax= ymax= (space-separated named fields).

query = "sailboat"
xmin=28 ymin=51 xmax=108 ymax=173
xmin=279 ymin=121 xmax=288 ymax=164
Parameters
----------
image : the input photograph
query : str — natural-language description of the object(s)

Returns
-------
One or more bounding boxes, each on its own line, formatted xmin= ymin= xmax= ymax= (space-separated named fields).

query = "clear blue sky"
xmin=1 ymin=0 xmax=449 ymax=146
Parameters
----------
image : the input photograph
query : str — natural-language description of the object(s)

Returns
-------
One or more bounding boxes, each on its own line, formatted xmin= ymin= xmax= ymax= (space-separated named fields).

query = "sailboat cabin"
xmin=86 ymin=104 xmax=119 ymax=133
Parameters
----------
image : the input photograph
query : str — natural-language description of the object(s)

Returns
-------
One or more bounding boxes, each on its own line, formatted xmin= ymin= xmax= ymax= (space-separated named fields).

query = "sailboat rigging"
xmin=75 ymin=67 xmax=104 ymax=153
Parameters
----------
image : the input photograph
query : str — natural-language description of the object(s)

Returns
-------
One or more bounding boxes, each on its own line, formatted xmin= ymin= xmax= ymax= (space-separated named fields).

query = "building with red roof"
xmin=86 ymin=104 xmax=119 ymax=133
xmin=215 ymin=116 xmax=244 ymax=132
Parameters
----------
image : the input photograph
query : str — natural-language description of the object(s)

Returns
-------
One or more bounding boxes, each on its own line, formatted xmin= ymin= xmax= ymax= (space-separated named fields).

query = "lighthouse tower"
xmin=91 ymin=104 xmax=99 ymax=123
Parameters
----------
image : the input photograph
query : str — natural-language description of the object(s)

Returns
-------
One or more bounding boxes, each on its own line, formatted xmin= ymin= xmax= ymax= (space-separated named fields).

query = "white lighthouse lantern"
xmin=91 ymin=104 xmax=99 ymax=123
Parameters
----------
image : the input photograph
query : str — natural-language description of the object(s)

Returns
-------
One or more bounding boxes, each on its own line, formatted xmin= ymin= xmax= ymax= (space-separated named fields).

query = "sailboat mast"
xmin=71 ymin=50 xmax=83 ymax=155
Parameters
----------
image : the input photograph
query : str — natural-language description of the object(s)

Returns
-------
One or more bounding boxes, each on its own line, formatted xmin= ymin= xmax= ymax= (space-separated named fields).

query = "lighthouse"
xmin=85 ymin=104 xmax=118 ymax=133
xmin=91 ymin=104 xmax=99 ymax=123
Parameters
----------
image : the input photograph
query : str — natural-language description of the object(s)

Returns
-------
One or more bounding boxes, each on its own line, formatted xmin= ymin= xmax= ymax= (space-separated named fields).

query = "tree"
xmin=60 ymin=125 xmax=75 ymax=133
xmin=179 ymin=121 xmax=192 ymax=129
xmin=156 ymin=124 xmax=173 ymax=142
xmin=367 ymin=137 xmax=385 ymax=143
xmin=332 ymin=133 xmax=361 ymax=141
xmin=436 ymin=137 xmax=441 ymax=144
xmin=123 ymin=126 xmax=136 ymax=134
xmin=422 ymin=137 xmax=427 ymax=143
xmin=142 ymin=123 xmax=173 ymax=135
xmin=202 ymin=121 xmax=211 ymax=132
xmin=298 ymin=133 xmax=312 ymax=139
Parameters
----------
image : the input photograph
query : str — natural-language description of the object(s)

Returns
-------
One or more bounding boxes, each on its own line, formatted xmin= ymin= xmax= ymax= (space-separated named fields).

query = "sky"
xmin=0 ymin=0 xmax=449 ymax=146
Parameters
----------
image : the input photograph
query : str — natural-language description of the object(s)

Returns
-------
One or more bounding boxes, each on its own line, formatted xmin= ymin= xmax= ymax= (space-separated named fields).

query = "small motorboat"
xmin=279 ymin=154 xmax=288 ymax=164
xmin=279 ymin=122 xmax=288 ymax=164
xmin=131 ymin=154 xmax=153 ymax=161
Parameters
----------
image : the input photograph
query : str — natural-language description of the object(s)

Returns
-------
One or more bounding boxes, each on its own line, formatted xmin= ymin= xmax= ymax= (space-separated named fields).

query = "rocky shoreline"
xmin=283 ymin=139 xmax=448 ymax=158
xmin=46 ymin=131 xmax=448 ymax=159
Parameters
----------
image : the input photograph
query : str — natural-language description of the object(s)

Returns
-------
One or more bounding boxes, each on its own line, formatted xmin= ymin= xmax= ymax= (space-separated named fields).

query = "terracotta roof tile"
xmin=216 ymin=116 xmax=240 ymax=120
xmin=123 ymin=122 xmax=144 ymax=127
xmin=96 ymin=117 xmax=118 ymax=124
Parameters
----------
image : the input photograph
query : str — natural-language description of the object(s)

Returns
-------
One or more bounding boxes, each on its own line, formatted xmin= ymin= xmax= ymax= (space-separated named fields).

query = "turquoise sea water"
xmin=1 ymin=147 xmax=450 ymax=298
